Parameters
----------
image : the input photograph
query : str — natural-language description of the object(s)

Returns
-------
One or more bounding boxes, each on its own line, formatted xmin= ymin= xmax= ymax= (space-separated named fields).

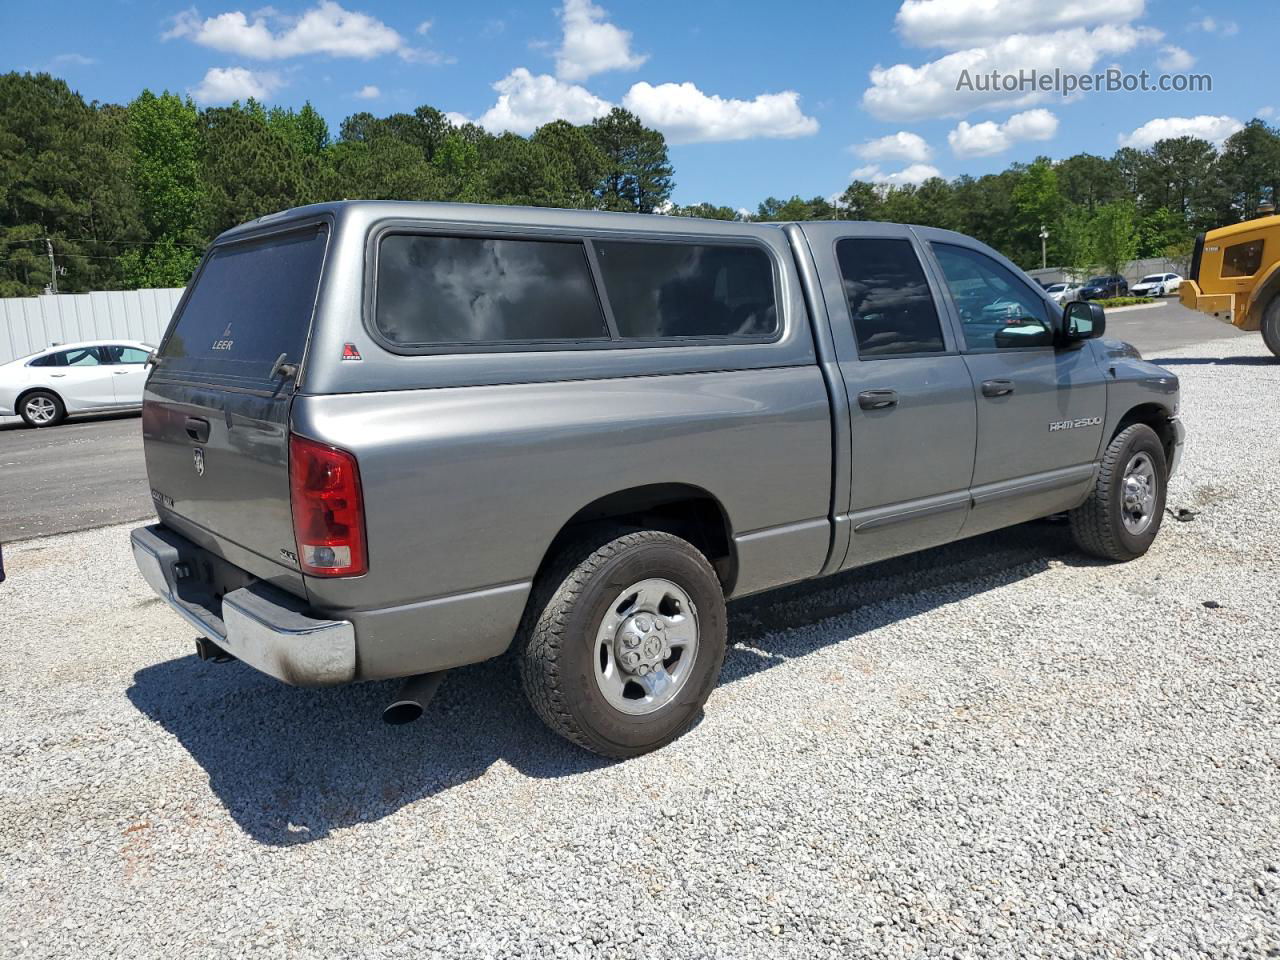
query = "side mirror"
xmin=1062 ymin=300 xmax=1105 ymax=341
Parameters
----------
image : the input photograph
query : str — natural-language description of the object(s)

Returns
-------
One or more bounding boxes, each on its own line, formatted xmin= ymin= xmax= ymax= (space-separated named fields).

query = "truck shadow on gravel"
xmin=1147 ymin=355 xmax=1276 ymax=367
xmin=127 ymin=521 xmax=1083 ymax=846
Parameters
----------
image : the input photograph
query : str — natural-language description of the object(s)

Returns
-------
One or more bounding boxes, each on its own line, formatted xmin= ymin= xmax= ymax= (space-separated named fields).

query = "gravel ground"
xmin=1 ymin=334 xmax=1278 ymax=959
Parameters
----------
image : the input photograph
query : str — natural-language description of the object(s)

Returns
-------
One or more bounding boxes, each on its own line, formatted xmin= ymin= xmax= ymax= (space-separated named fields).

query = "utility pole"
xmin=45 ymin=238 xmax=58 ymax=295
xmin=1039 ymin=225 xmax=1049 ymax=271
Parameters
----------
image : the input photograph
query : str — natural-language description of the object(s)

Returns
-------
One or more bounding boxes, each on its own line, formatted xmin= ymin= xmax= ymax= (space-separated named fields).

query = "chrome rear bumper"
xmin=130 ymin=524 xmax=356 ymax=687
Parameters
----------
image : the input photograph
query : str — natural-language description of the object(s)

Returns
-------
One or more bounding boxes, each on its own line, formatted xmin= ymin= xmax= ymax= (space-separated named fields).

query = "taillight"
xmin=288 ymin=434 xmax=367 ymax=577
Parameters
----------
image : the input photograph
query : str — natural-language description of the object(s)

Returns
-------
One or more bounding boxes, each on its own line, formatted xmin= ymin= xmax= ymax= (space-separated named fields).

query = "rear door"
xmin=143 ymin=223 xmax=329 ymax=589
xmin=924 ymin=238 xmax=1107 ymax=537
xmin=802 ymin=224 xmax=978 ymax=569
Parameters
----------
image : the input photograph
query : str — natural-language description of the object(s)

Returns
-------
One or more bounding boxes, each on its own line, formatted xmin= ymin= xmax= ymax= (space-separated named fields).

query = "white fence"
xmin=0 ymin=288 xmax=184 ymax=366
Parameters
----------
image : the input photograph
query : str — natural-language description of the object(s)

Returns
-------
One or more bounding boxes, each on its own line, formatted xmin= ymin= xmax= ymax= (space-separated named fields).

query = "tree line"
xmin=2 ymin=70 xmax=1279 ymax=296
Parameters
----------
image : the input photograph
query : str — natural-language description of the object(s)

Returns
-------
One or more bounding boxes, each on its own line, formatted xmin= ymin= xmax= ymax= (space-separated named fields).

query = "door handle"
xmin=184 ymin=417 xmax=211 ymax=443
xmin=50 ymin=373 xmax=66 ymax=378
xmin=981 ymin=379 xmax=1015 ymax=398
xmin=112 ymin=370 xmax=129 ymax=375
xmin=857 ymin=389 xmax=898 ymax=410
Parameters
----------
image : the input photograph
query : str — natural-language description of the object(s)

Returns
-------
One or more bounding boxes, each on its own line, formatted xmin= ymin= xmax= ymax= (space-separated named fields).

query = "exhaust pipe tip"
xmin=382 ymin=699 xmax=425 ymax=725
xmin=382 ymin=671 xmax=446 ymax=725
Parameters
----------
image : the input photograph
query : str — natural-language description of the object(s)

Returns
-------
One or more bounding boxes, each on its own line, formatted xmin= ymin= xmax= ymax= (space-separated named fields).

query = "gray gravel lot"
xmin=1 ymin=334 xmax=1278 ymax=959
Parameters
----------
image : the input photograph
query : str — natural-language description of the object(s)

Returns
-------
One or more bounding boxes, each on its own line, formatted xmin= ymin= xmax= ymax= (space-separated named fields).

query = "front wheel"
xmin=520 ymin=529 xmax=727 ymax=758
xmin=1069 ymin=423 xmax=1168 ymax=561
xmin=1262 ymin=295 xmax=1280 ymax=359
xmin=19 ymin=390 xmax=65 ymax=428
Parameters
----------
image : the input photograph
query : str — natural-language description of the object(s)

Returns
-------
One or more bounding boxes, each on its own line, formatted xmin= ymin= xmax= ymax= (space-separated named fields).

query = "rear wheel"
xmin=520 ymin=529 xmax=727 ymax=758
xmin=1262 ymin=295 xmax=1280 ymax=359
xmin=1069 ymin=423 xmax=1167 ymax=561
xmin=19 ymin=390 xmax=65 ymax=428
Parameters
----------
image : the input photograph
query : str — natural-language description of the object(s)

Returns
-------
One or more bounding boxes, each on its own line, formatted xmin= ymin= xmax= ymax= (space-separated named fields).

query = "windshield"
xmin=158 ymin=225 xmax=328 ymax=385
xmin=1087 ymin=277 xmax=1108 ymax=284
xmin=1047 ymin=283 xmax=1066 ymax=291
xmin=1140 ymin=275 xmax=1162 ymax=283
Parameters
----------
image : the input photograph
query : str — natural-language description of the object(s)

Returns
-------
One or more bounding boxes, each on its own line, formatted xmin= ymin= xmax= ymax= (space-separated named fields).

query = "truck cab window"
xmin=931 ymin=243 xmax=1051 ymax=350
xmin=1222 ymin=239 xmax=1263 ymax=278
xmin=835 ymin=238 xmax=945 ymax=357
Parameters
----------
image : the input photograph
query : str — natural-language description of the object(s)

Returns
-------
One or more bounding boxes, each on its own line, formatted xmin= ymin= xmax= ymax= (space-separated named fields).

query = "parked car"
xmin=1130 ymin=273 xmax=1183 ymax=297
xmin=1079 ymin=275 xmax=1129 ymax=299
xmin=0 ymin=340 xmax=154 ymax=427
xmin=130 ymin=202 xmax=1185 ymax=757
xmin=1043 ymin=281 xmax=1080 ymax=304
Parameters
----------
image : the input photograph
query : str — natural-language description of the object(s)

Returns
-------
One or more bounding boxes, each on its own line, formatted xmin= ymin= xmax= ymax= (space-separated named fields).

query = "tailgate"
xmin=143 ymin=223 xmax=329 ymax=595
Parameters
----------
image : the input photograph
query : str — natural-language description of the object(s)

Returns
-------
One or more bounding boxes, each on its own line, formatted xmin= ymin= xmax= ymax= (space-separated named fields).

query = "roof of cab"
xmin=1205 ymin=213 xmax=1280 ymax=242
xmin=216 ymin=200 xmax=790 ymax=244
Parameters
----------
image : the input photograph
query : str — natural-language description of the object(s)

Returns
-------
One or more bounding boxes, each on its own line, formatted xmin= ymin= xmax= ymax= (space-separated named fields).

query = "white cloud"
xmin=621 ymin=82 xmax=818 ymax=144
xmin=471 ymin=68 xmax=612 ymax=135
xmin=1118 ymin=114 xmax=1243 ymax=148
xmin=862 ymin=24 xmax=1161 ymax=121
xmin=354 ymin=84 xmax=380 ymax=99
xmin=854 ymin=131 xmax=932 ymax=163
xmin=444 ymin=111 xmax=470 ymax=126
xmin=850 ymin=163 xmax=943 ymax=186
xmin=555 ymin=0 xmax=647 ymax=82
xmin=1258 ymin=106 xmax=1276 ymax=120
xmin=190 ymin=66 xmax=282 ymax=103
xmin=948 ymin=108 xmax=1058 ymax=156
xmin=896 ymin=0 xmax=1146 ymax=48
xmin=51 ymin=52 xmax=97 ymax=67
xmin=1192 ymin=16 xmax=1238 ymax=36
xmin=1157 ymin=45 xmax=1195 ymax=70
xmin=416 ymin=20 xmax=433 ymax=35
xmin=164 ymin=2 xmax=436 ymax=61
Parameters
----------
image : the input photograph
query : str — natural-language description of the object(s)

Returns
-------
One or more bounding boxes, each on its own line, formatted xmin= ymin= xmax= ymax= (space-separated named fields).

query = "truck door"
xmin=803 ymin=225 xmax=978 ymax=569
xmin=924 ymin=238 xmax=1107 ymax=537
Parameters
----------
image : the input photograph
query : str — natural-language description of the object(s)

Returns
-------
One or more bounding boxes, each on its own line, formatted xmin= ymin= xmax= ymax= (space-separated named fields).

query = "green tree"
xmin=530 ymin=120 xmax=607 ymax=209
xmin=1055 ymin=205 xmax=1095 ymax=284
xmin=588 ymin=108 xmax=673 ymax=213
xmin=754 ymin=195 xmax=836 ymax=221
xmin=1090 ymin=200 xmax=1139 ymax=277
xmin=668 ymin=202 xmax=742 ymax=220
xmin=0 ymin=72 xmax=142 ymax=295
xmin=836 ymin=181 xmax=884 ymax=221
xmin=1056 ymin=153 xmax=1123 ymax=212
xmin=120 ymin=89 xmax=204 ymax=288
xmin=1216 ymin=120 xmax=1280 ymax=220
xmin=1010 ymin=158 xmax=1062 ymax=268
xmin=199 ymin=103 xmax=307 ymax=234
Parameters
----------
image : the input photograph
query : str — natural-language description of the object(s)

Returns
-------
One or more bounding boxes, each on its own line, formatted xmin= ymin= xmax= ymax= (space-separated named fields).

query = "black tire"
xmin=519 ymin=529 xmax=727 ymax=758
xmin=1262 ymin=295 xmax=1280 ymax=359
xmin=18 ymin=390 xmax=65 ymax=428
xmin=1069 ymin=423 xmax=1168 ymax=561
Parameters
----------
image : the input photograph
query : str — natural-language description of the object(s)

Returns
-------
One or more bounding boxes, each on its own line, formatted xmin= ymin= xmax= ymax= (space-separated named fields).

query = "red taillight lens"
xmin=288 ymin=434 xmax=367 ymax=577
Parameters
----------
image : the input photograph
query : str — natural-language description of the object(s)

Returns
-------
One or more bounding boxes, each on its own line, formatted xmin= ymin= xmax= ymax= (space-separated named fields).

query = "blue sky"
xmin=2 ymin=0 xmax=1273 ymax=209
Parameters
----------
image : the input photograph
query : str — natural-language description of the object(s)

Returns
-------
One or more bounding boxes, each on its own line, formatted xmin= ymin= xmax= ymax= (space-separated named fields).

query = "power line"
xmin=0 ymin=236 xmax=205 ymax=249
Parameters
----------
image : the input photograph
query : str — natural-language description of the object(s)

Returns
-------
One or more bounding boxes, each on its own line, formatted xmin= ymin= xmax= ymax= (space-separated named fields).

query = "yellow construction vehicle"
xmin=1180 ymin=202 xmax=1280 ymax=356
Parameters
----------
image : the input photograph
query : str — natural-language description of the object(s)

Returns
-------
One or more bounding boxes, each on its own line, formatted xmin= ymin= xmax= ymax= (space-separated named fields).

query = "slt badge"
xmin=193 ymin=447 xmax=205 ymax=476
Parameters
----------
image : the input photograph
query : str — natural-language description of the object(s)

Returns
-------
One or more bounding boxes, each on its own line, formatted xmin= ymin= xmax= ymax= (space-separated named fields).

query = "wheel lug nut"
xmin=624 ymin=634 xmax=639 ymax=648
xmin=635 ymin=617 xmax=651 ymax=632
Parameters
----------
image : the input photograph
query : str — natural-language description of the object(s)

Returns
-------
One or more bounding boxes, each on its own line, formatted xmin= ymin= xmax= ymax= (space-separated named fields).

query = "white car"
xmin=1043 ymin=281 xmax=1079 ymax=304
xmin=1131 ymin=273 xmax=1183 ymax=297
xmin=0 ymin=340 xmax=154 ymax=427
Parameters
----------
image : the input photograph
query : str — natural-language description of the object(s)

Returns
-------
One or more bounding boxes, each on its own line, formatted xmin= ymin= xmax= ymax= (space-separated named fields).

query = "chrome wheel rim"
xmin=25 ymin=396 xmax=56 ymax=424
xmin=1120 ymin=451 xmax=1158 ymax=535
xmin=593 ymin=578 xmax=699 ymax=716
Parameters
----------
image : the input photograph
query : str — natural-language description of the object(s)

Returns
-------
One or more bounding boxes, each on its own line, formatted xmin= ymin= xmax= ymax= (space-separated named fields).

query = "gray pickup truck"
xmin=131 ymin=201 xmax=1183 ymax=757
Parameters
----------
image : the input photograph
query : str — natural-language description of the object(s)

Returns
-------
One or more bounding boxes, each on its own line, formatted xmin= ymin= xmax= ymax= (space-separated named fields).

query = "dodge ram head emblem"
xmin=193 ymin=447 xmax=205 ymax=476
